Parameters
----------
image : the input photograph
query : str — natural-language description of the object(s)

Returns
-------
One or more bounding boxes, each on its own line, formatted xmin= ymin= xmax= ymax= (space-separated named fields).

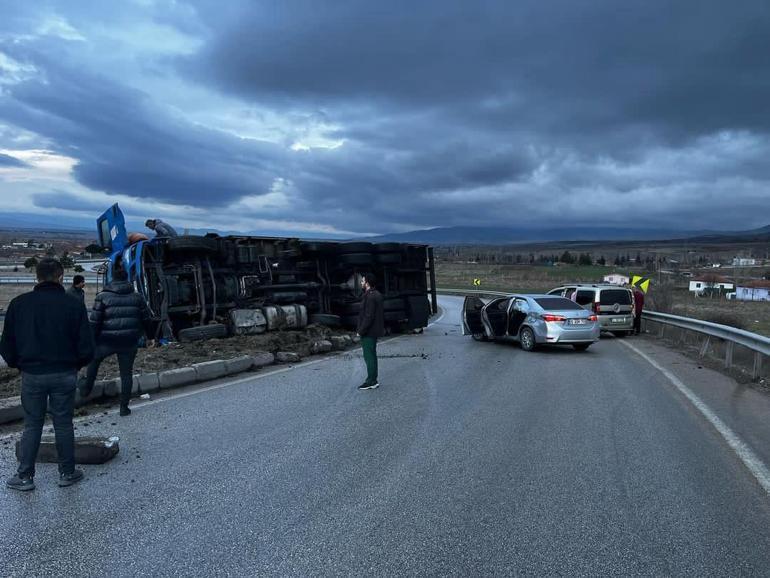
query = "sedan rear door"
xmin=462 ymin=296 xmax=486 ymax=336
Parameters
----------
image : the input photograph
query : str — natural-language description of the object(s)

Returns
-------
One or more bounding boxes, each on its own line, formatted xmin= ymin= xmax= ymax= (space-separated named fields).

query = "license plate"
xmin=569 ymin=319 xmax=588 ymax=325
xmin=611 ymin=318 xmax=625 ymax=323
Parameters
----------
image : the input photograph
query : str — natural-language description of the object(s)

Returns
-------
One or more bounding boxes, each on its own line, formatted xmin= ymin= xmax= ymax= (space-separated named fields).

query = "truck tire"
xmin=375 ymin=252 xmax=402 ymax=265
xmin=338 ymin=253 xmax=373 ymax=266
xmin=178 ymin=323 xmax=228 ymax=342
xmin=383 ymin=298 xmax=405 ymax=312
xmin=167 ymin=236 xmax=218 ymax=253
xmin=373 ymin=243 xmax=402 ymax=253
xmin=309 ymin=314 xmax=342 ymax=328
xmin=300 ymin=242 xmax=335 ymax=255
xmin=337 ymin=242 xmax=373 ymax=255
xmin=384 ymin=310 xmax=407 ymax=322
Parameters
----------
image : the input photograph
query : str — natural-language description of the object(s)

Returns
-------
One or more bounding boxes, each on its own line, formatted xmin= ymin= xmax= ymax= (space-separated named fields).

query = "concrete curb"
xmin=0 ymin=340 xmax=355 ymax=425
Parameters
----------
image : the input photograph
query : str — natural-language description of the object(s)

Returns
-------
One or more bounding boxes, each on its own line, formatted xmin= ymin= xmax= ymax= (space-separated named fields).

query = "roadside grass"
xmin=436 ymin=262 xmax=770 ymax=337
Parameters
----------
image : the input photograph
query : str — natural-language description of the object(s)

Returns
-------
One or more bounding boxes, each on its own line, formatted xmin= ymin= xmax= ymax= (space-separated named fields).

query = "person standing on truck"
xmin=1 ymin=258 xmax=94 ymax=491
xmin=67 ymin=274 xmax=86 ymax=303
xmin=80 ymin=261 xmax=153 ymax=416
xmin=145 ymin=218 xmax=178 ymax=238
xmin=632 ymin=286 xmax=645 ymax=335
xmin=356 ymin=273 xmax=385 ymax=390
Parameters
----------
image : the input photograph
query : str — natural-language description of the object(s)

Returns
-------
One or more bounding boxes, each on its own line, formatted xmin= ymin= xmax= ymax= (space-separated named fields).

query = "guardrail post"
xmin=753 ymin=352 xmax=763 ymax=381
xmin=699 ymin=336 xmax=710 ymax=358
xmin=724 ymin=341 xmax=734 ymax=369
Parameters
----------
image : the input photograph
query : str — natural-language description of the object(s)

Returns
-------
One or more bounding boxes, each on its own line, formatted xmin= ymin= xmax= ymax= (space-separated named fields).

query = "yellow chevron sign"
xmin=473 ymin=278 xmax=481 ymax=287
xmin=631 ymin=275 xmax=651 ymax=293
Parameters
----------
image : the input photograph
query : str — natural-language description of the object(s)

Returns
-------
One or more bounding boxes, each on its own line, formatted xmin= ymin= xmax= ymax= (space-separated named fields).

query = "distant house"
xmin=732 ymin=257 xmax=757 ymax=266
xmin=689 ymin=275 xmax=734 ymax=296
xmin=603 ymin=273 xmax=630 ymax=285
xmin=735 ymin=281 xmax=770 ymax=302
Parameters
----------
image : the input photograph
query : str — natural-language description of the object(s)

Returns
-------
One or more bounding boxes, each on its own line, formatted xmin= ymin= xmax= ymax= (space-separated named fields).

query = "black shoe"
xmin=119 ymin=404 xmax=131 ymax=417
xmin=358 ymin=381 xmax=380 ymax=390
xmin=58 ymin=469 xmax=84 ymax=487
xmin=6 ymin=475 xmax=35 ymax=492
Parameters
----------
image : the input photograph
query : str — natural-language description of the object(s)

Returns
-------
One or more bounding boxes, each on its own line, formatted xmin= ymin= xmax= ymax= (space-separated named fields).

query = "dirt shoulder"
xmin=0 ymin=324 xmax=354 ymax=400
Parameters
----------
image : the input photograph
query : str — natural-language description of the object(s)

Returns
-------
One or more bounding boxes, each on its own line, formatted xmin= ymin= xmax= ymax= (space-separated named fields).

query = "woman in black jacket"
xmin=80 ymin=264 xmax=153 ymax=416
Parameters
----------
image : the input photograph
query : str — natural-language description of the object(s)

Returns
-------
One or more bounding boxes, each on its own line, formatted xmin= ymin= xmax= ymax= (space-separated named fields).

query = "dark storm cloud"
xmin=190 ymin=0 xmax=770 ymax=140
xmin=1 ymin=0 xmax=769 ymax=234
xmin=0 ymin=47 xmax=287 ymax=208
xmin=32 ymin=190 xmax=106 ymax=212
xmin=0 ymin=153 xmax=28 ymax=168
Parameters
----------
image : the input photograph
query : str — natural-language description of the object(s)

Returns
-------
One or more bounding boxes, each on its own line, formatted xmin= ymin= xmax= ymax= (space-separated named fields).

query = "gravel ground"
xmin=0 ymin=324 xmax=354 ymax=399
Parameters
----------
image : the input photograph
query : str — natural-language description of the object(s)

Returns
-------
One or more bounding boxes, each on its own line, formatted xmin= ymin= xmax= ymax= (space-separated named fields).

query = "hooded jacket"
xmin=90 ymin=281 xmax=152 ymax=348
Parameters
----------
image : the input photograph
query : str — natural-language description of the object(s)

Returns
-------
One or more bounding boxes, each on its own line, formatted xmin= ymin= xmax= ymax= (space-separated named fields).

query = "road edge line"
xmin=620 ymin=340 xmax=770 ymax=495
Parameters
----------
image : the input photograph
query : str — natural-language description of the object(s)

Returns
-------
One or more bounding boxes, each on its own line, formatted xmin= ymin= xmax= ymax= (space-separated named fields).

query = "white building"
xmin=603 ymin=274 xmax=630 ymax=285
xmin=732 ymin=257 xmax=757 ymax=266
xmin=735 ymin=282 xmax=770 ymax=301
xmin=689 ymin=277 xmax=734 ymax=296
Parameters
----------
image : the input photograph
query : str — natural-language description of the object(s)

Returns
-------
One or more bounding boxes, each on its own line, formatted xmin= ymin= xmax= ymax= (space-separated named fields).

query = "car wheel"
xmin=612 ymin=331 xmax=627 ymax=338
xmin=573 ymin=343 xmax=591 ymax=351
xmin=519 ymin=327 xmax=537 ymax=351
xmin=471 ymin=332 xmax=488 ymax=342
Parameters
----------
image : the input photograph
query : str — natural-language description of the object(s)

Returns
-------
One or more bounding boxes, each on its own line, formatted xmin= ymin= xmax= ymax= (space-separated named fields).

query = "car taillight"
xmin=542 ymin=314 xmax=566 ymax=322
xmin=588 ymin=315 xmax=598 ymax=322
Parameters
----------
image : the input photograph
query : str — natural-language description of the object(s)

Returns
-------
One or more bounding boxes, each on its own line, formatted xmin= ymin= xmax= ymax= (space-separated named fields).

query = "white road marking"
xmin=0 ymin=308 xmax=447 ymax=440
xmin=621 ymin=340 xmax=770 ymax=495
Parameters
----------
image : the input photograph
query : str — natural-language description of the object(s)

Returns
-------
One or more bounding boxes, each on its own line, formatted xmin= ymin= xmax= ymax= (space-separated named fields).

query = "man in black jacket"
xmin=81 ymin=264 xmax=153 ymax=416
xmin=67 ymin=274 xmax=86 ymax=303
xmin=1 ymin=258 xmax=94 ymax=491
xmin=356 ymin=273 xmax=385 ymax=390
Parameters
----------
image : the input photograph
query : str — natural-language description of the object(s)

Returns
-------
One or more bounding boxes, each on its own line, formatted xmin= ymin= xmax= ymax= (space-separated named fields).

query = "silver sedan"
xmin=462 ymin=294 xmax=600 ymax=351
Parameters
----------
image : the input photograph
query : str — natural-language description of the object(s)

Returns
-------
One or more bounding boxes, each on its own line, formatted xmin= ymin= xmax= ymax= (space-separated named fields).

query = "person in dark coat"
xmin=145 ymin=218 xmax=178 ymax=238
xmin=633 ymin=287 xmax=645 ymax=335
xmin=67 ymin=274 xmax=86 ymax=303
xmin=81 ymin=263 xmax=153 ymax=416
xmin=356 ymin=273 xmax=385 ymax=390
xmin=1 ymin=258 xmax=94 ymax=491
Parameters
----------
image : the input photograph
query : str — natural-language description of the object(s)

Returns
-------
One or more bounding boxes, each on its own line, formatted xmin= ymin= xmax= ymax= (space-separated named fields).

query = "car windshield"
xmin=600 ymin=290 xmax=632 ymax=305
xmin=535 ymin=297 xmax=584 ymax=310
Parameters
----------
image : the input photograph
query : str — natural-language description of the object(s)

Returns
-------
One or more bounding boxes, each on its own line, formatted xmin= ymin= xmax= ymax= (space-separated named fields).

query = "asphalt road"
xmin=2 ymin=296 xmax=770 ymax=576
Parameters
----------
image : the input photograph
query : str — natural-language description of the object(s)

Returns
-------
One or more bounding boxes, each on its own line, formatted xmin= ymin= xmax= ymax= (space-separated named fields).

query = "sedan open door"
xmin=462 ymin=296 xmax=487 ymax=340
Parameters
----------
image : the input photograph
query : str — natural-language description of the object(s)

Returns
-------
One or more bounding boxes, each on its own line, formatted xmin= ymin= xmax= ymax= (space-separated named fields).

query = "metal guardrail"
xmin=437 ymin=288 xmax=768 ymax=379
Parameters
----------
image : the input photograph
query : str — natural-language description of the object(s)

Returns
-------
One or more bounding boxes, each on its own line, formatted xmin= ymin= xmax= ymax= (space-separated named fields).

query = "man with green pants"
xmin=357 ymin=273 xmax=385 ymax=390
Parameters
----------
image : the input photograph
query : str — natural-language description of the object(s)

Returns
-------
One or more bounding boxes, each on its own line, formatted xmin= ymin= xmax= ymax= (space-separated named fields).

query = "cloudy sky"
xmin=0 ymin=0 xmax=768 ymax=237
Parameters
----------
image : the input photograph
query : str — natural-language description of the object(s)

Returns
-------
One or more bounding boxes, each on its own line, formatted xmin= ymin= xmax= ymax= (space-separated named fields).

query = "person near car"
xmin=67 ymin=274 xmax=86 ymax=303
xmin=1 ymin=258 xmax=94 ymax=492
xmin=145 ymin=218 xmax=178 ymax=238
xmin=356 ymin=273 xmax=385 ymax=390
xmin=633 ymin=286 xmax=645 ymax=335
xmin=80 ymin=261 xmax=153 ymax=417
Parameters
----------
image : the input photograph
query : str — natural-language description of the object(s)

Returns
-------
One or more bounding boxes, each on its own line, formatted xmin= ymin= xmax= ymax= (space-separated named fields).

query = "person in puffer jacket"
xmin=80 ymin=264 xmax=153 ymax=416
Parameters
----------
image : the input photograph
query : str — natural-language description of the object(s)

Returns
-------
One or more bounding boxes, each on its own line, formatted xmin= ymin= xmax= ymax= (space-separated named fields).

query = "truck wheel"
xmin=337 ymin=242 xmax=373 ymax=255
xmin=338 ymin=253 xmax=373 ymax=266
xmin=167 ymin=236 xmax=218 ymax=253
xmin=373 ymin=243 xmax=402 ymax=253
xmin=309 ymin=314 xmax=342 ymax=327
xmin=375 ymin=252 xmax=402 ymax=265
xmin=178 ymin=323 xmax=228 ymax=342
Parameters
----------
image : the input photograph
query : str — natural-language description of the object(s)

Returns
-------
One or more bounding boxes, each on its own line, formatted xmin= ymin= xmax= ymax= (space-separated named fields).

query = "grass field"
xmin=435 ymin=261 xmax=770 ymax=337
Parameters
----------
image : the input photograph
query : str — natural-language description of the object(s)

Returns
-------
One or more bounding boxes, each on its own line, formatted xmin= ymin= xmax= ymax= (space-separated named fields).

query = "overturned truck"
xmin=97 ymin=204 xmax=438 ymax=341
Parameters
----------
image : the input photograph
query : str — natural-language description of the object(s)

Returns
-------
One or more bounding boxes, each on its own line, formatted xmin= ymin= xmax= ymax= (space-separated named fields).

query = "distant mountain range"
xmin=0 ymin=211 xmax=767 ymax=245
xmin=364 ymin=225 xmax=770 ymax=245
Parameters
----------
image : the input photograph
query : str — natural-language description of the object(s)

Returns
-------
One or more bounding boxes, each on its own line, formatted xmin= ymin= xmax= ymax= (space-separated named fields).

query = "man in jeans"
xmin=80 ymin=264 xmax=153 ymax=416
xmin=1 ymin=258 xmax=94 ymax=491
xmin=356 ymin=273 xmax=385 ymax=390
